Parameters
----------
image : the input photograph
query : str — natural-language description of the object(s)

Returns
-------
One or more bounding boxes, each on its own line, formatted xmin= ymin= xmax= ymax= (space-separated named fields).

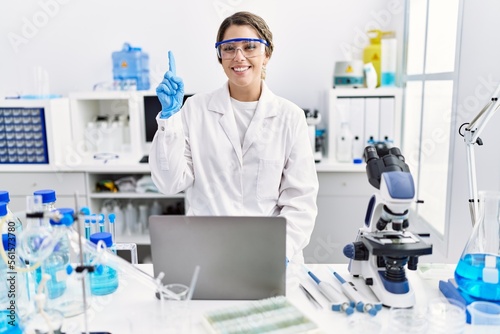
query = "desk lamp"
xmin=461 ymin=83 xmax=500 ymax=226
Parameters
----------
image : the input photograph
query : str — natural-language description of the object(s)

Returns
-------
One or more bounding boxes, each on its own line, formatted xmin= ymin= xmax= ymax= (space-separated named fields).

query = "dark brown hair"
xmin=216 ymin=11 xmax=274 ymax=64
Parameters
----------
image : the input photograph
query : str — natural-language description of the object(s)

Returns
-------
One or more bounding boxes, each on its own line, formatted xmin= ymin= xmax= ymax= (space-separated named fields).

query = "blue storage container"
xmin=112 ymin=43 xmax=150 ymax=90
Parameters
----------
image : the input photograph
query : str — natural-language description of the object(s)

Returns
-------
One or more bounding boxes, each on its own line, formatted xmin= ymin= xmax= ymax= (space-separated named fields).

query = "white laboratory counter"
xmin=58 ymin=263 xmax=496 ymax=334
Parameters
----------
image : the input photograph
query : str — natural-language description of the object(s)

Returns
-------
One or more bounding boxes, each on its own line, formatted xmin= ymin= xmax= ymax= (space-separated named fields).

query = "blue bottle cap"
xmin=50 ymin=210 xmax=74 ymax=227
xmin=33 ymin=189 xmax=56 ymax=204
xmin=80 ymin=207 xmax=91 ymax=215
xmin=0 ymin=191 xmax=10 ymax=203
xmin=90 ymin=232 xmax=113 ymax=247
xmin=0 ymin=202 xmax=7 ymax=216
xmin=2 ymin=233 xmax=15 ymax=251
xmin=57 ymin=208 xmax=75 ymax=219
xmin=353 ymin=158 xmax=363 ymax=164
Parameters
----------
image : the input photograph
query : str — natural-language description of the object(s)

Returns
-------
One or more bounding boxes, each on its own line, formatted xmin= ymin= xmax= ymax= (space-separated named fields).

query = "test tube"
xmin=108 ymin=213 xmax=116 ymax=246
xmin=80 ymin=207 xmax=91 ymax=239
xmin=99 ymin=213 xmax=105 ymax=233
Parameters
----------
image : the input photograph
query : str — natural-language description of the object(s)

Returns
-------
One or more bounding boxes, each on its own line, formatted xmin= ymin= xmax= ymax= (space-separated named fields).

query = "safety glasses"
xmin=215 ymin=38 xmax=269 ymax=60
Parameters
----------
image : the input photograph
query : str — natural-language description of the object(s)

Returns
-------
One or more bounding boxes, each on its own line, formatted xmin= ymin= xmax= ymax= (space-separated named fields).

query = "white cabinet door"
xmin=303 ymin=171 xmax=373 ymax=264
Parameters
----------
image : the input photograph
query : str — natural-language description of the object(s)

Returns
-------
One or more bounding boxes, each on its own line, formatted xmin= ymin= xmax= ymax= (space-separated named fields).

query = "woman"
xmin=150 ymin=11 xmax=318 ymax=264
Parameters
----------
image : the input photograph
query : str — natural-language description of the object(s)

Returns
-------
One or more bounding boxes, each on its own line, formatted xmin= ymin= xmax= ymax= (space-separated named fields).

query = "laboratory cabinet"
xmin=86 ymin=170 xmax=185 ymax=245
xmin=68 ymin=91 xmax=144 ymax=163
xmin=303 ymin=170 xmax=374 ymax=264
xmin=326 ymin=87 xmax=403 ymax=162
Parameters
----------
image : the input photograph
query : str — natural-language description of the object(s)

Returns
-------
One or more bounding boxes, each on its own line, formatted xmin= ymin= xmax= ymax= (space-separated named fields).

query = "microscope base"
xmin=349 ymin=259 xmax=416 ymax=308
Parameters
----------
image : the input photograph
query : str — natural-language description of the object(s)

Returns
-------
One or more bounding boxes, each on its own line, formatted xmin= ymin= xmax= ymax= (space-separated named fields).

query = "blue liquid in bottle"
xmin=454 ymin=253 xmax=500 ymax=301
xmin=43 ymin=252 xmax=68 ymax=299
xmin=89 ymin=232 xmax=119 ymax=296
xmin=1 ymin=233 xmax=22 ymax=334
xmin=90 ymin=265 xmax=119 ymax=296
xmin=0 ymin=311 xmax=22 ymax=334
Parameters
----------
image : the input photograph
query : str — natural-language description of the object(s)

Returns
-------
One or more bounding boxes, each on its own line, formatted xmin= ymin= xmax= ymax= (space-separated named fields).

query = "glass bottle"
xmin=0 ymin=202 xmax=34 ymax=325
xmin=125 ymin=201 xmax=138 ymax=234
xmin=0 ymin=191 xmax=23 ymax=234
xmin=43 ymin=209 xmax=89 ymax=317
xmin=33 ymin=189 xmax=56 ymax=227
xmin=0 ymin=201 xmax=23 ymax=333
xmin=454 ymin=190 xmax=500 ymax=301
xmin=89 ymin=232 xmax=119 ymax=295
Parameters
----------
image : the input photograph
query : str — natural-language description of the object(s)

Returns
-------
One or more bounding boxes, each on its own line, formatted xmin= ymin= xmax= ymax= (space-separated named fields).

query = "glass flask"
xmin=454 ymin=191 xmax=500 ymax=301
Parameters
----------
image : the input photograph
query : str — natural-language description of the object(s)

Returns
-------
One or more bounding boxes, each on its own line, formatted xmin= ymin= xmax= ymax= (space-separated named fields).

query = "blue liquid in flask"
xmin=454 ymin=253 xmax=500 ymax=301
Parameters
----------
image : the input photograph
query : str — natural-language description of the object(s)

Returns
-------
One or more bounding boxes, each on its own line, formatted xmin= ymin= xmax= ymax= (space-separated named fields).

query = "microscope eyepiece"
xmin=389 ymin=147 xmax=405 ymax=161
xmin=364 ymin=146 xmax=379 ymax=163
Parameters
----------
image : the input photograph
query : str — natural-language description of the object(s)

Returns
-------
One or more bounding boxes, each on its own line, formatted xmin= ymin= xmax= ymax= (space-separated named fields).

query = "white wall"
xmin=444 ymin=0 xmax=500 ymax=263
xmin=1 ymin=0 xmax=404 ymax=114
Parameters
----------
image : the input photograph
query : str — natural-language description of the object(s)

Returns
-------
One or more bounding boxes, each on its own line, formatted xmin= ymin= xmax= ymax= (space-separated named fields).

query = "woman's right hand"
xmin=156 ymin=50 xmax=185 ymax=119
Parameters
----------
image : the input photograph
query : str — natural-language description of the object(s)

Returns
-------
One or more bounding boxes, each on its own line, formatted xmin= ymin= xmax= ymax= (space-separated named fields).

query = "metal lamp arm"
xmin=463 ymin=83 xmax=500 ymax=225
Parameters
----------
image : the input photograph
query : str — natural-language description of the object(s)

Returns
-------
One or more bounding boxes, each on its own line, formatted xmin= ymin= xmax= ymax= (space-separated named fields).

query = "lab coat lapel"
xmin=242 ymin=82 xmax=277 ymax=156
xmin=208 ymin=83 xmax=243 ymax=165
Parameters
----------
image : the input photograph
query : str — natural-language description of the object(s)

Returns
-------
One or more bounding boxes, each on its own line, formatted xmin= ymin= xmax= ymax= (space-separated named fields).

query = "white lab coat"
xmin=149 ymin=81 xmax=319 ymax=263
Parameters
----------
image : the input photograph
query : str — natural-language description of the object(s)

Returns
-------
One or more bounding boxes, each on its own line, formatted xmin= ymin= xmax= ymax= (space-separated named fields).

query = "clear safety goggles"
xmin=215 ymin=38 xmax=269 ymax=60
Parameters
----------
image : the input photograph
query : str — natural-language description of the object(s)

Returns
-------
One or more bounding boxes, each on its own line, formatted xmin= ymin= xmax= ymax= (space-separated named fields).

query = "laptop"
xmin=149 ymin=215 xmax=287 ymax=300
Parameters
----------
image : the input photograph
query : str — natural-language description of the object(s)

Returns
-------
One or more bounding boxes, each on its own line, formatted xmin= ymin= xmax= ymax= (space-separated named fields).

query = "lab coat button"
xmin=161 ymin=126 xmax=165 ymax=131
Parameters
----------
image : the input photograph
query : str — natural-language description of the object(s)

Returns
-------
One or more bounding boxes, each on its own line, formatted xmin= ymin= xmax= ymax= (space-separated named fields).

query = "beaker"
xmin=454 ymin=191 xmax=500 ymax=301
xmin=467 ymin=301 xmax=500 ymax=326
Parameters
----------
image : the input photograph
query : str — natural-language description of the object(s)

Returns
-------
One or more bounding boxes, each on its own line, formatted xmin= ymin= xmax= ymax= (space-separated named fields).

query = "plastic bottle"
xmin=138 ymin=204 xmax=149 ymax=233
xmin=381 ymin=31 xmax=397 ymax=86
xmin=119 ymin=114 xmax=130 ymax=152
xmin=89 ymin=232 xmax=119 ymax=295
xmin=111 ymin=115 xmax=123 ymax=152
xmin=0 ymin=233 xmax=22 ymax=334
xmin=149 ymin=200 xmax=162 ymax=216
xmin=352 ymin=136 xmax=365 ymax=164
xmin=98 ymin=120 xmax=113 ymax=153
xmin=125 ymin=202 xmax=138 ymax=234
xmin=0 ymin=191 xmax=23 ymax=234
xmin=112 ymin=42 xmax=150 ymax=91
xmin=363 ymin=63 xmax=377 ymax=89
xmin=112 ymin=202 xmax=125 ymax=236
xmin=84 ymin=121 xmax=98 ymax=153
xmin=363 ymin=30 xmax=382 ymax=87
xmin=336 ymin=123 xmax=353 ymax=163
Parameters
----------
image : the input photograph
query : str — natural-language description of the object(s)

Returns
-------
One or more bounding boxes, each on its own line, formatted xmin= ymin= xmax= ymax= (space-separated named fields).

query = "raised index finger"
xmin=168 ymin=50 xmax=176 ymax=75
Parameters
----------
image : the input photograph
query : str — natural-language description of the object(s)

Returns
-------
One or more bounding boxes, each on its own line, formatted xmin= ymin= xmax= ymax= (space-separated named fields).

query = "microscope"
xmin=343 ymin=146 xmax=433 ymax=308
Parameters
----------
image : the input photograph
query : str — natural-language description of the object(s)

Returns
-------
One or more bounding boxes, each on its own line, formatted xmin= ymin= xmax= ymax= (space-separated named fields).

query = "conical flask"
xmin=454 ymin=191 xmax=500 ymax=301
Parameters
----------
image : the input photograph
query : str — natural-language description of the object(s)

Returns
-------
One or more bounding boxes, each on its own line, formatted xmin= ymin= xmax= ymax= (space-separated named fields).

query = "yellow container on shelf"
xmin=363 ymin=30 xmax=382 ymax=87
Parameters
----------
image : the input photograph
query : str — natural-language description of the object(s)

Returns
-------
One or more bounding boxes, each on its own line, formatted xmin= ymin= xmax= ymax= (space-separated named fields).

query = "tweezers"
xmin=299 ymin=283 xmax=323 ymax=309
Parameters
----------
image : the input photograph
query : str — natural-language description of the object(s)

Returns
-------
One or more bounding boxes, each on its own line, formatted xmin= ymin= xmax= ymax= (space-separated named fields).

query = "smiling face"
xmin=220 ymin=24 xmax=270 ymax=101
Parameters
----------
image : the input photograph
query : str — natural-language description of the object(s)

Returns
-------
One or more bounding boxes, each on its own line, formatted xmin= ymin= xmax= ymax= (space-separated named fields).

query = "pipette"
xmin=331 ymin=270 xmax=380 ymax=316
xmin=304 ymin=266 xmax=354 ymax=315
xmin=98 ymin=213 xmax=106 ymax=232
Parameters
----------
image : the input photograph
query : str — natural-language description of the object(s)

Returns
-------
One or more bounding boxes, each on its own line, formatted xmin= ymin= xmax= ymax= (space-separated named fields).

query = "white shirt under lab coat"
xmin=149 ymin=81 xmax=319 ymax=263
